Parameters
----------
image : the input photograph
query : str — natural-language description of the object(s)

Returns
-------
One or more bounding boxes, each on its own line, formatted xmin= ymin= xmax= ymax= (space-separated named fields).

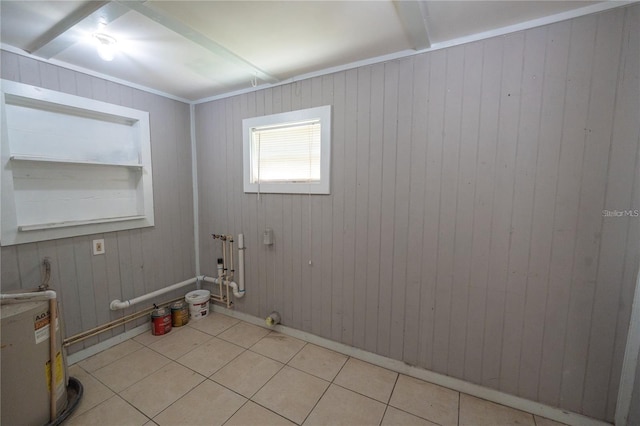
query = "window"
xmin=243 ymin=105 xmax=331 ymax=194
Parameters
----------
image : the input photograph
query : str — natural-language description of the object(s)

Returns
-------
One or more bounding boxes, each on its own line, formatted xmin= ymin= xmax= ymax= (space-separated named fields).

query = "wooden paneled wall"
xmin=0 ymin=51 xmax=196 ymax=353
xmin=196 ymin=6 xmax=639 ymax=421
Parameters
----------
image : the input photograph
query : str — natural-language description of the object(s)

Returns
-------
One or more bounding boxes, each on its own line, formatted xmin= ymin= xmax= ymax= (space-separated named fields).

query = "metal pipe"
xmin=110 ymin=277 xmax=197 ymax=310
xmin=229 ymin=237 xmax=235 ymax=281
xmin=49 ymin=297 xmax=57 ymax=421
xmin=66 ymin=296 xmax=184 ymax=346
xmin=222 ymin=236 xmax=227 ymax=277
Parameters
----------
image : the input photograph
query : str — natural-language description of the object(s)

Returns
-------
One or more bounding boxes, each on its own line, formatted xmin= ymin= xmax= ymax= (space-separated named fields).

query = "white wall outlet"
xmin=93 ymin=239 xmax=105 ymax=255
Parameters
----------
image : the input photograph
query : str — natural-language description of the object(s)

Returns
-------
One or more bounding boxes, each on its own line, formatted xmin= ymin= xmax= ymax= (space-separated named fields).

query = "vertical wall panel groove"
xmin=403 ymin=53 xmax=429 ymax=366
xmin=364 ymin=63 xmax=384 ymax=353
xmin=556 ymin=15 xmax=598 ymax=412
xmin=389 ymin=57 xmax=414 ymax=361
xmin=376 ymin=61 xmax=400 ymax=357
xmin=523 ymin=20 xmax=569 ymax=403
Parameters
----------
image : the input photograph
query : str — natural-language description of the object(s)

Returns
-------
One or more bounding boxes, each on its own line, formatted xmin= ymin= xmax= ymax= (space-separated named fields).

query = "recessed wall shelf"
xmin=1 ymin=79 xmax=155 ymax=245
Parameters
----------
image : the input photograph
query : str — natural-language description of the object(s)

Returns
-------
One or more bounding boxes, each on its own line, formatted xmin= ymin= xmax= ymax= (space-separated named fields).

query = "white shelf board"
xmin=18 ymin=215 xmax=147 ymax=232
xmin=10 ymin=155 xmax=143 ymax=169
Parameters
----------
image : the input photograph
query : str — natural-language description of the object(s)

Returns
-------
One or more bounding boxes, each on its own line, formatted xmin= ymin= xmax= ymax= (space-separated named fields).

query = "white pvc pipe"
xmin=238 ymin=233 xmax=245 ymax=293
xmin=0 ymin=290 xmax=57 ymax=300
xmin=202 ymin=276 xmax=244 ymax=298
xmin=109 ymin=277 xmax=197 ymax=310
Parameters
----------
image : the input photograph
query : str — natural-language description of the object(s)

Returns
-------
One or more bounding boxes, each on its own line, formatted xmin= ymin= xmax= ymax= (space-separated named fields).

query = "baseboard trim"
xmin=211 ymin=305 xmax=610 ymax=426
xmin=66 ymin=323 xmax=150 ymax=366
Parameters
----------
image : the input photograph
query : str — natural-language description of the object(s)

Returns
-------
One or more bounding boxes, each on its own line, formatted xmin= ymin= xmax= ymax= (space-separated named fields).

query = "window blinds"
xmin=251 ymin=119 xmax=321 ymax=183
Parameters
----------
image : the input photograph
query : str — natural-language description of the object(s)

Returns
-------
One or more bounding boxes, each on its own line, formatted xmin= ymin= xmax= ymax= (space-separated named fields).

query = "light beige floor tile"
xmin=67 ymin=364 xmax=115 ymax=419
xmin=211 ymin=350 xmax=283 ymax=397
xmin=382 ymin=407 xmax=439 ymax=426
xmin=534 ymin=415 xmax=569 ymax=426
xmin=187 ymin=311 xmax=240 ymax=336
xmin=120 ymin=362 xmax=205 ymax=418
xmin=304 ymin=384 xmax=386 ymax=426
xmin=459 ymin=393 xmax=536 ymax=426
xmin=253 ymin=366 xmax=330 ymax=424
xmin=153 ymin=380 xmax=246 ymax=426
xmin=176 ymin=336 xmax=244 ymax=376
xmin=133 ymin=326 xmax=165 ymax=346
xmin=66 ymin=395 xmax=148 ymax=426
xmin=225 ymin=401 xmax=296 ymax=426
xmin=288 ymin=343 xmax=348 ymax=381
xmin=217 ymin=321 xmax=270 ymax=348
xmin=250 ymin=331 xmax=306 ymax=363
xmin=92 ymin=347 xmax=171 ymax=392
xmin=77 ymin=339 xmax=143 ymax=372
xmin=389 ymin=374 xmax=459 ymax=426
xmin=334 ymin=357 xmax=398 ymax=403
xmin=147 ymin=326 xmax=213 ymax=359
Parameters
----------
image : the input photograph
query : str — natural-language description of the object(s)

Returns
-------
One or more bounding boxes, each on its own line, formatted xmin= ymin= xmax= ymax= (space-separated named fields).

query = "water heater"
xmin=1 ymin=299 xmax=68 ymax=425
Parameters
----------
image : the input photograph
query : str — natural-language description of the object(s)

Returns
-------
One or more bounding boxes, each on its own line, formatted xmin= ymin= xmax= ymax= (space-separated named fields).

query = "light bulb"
xmin=93 ymin=33 xmax=117 ymax=62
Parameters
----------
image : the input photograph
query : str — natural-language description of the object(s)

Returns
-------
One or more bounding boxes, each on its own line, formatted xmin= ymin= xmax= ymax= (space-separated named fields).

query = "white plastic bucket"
xmin=185 ymin=290 xmax=210 ymax=320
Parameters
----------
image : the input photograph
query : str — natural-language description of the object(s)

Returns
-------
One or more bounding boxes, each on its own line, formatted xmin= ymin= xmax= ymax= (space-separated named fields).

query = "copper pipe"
xmin=49 ymin=297 xmax=57 ymax=422
xmin=63 ymin=296 xmax=183 ymax=346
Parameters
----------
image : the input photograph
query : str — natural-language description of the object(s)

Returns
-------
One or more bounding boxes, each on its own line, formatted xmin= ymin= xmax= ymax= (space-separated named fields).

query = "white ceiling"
xmin=0 ymin=1 xmax=623 ymax=102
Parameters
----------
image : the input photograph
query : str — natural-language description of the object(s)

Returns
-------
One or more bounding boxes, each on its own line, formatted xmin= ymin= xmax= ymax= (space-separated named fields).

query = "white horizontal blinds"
xmin=251 ymin=119 xmax=321 ymax=183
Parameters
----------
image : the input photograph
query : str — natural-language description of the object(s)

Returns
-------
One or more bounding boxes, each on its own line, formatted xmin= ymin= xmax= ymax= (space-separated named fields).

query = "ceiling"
xmin=0 ymin=0 xmax=622 ymax=102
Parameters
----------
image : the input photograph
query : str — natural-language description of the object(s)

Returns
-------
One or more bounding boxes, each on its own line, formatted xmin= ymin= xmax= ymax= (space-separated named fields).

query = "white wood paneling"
xmin=192 ymin=5 xmax=639 ymax=422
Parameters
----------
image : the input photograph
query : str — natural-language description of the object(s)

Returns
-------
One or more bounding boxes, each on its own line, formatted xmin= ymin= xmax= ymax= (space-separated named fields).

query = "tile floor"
xmin=66 ymin=312 xmax=567 ymax=426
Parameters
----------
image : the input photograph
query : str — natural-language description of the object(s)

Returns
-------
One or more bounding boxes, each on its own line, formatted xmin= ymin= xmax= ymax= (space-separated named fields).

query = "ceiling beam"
xmin=393 ymin=0 xmax=431 ymax=50
xmin=117 ymin=1 xmax=279 ymax=84
xmin=27 ymin=1 xmax=130 ymax=58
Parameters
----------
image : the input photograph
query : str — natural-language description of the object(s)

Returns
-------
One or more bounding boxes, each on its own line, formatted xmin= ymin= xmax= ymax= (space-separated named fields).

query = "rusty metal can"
xmin=170 ymin=300 xmax=189 ymax=327
xmin=151 ymin=306 xmax=172 ymax=335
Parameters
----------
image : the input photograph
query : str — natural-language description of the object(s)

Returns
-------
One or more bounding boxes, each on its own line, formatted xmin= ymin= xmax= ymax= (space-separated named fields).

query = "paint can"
xmin=185 ymin=290 xmax=210 ymax=320
xmin=170 ymin=300 xmax=189 ymax=327
xmin=151 ymin=306 xmax=172 ymax=335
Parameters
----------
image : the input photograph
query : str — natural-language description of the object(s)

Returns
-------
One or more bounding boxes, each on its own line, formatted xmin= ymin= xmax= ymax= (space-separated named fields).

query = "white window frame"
xmin=242 ymin=105 xmax=331 ymax=195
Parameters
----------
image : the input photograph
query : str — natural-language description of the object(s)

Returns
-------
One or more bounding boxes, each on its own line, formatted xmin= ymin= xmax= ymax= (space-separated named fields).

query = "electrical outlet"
xmin=93 ymin=239 xmax=105 ymax=255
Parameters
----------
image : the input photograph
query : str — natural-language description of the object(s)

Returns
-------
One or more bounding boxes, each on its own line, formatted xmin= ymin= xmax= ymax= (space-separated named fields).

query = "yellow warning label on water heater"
xmin=45 ymin=352 xmax=64 ymax=393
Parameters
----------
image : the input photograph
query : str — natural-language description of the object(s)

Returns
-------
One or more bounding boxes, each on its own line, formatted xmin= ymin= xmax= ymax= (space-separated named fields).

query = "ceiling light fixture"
xmin=92 ymin=33 xmax=117 ymax=61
